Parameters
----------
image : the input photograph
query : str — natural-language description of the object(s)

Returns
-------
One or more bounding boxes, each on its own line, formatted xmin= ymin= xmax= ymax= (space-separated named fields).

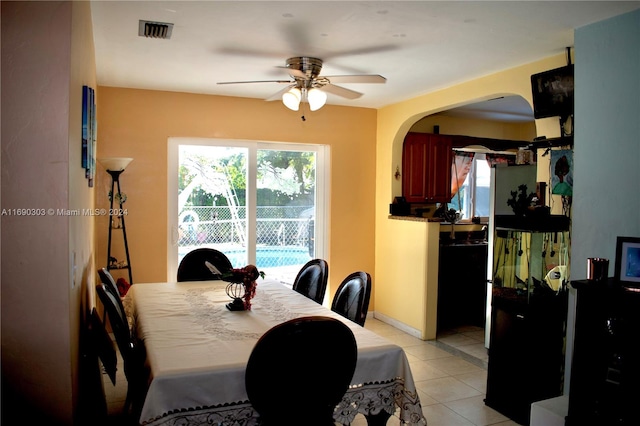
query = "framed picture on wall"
xmin=82 ymin=85 xmax=90 ymax=169
xmin=82 ymin=85 xmax=96 ymax=187
xmin=614 ymin=236 xmax=640 ymax=284
xmin=551 ymin=149 xmax=573 ymax=197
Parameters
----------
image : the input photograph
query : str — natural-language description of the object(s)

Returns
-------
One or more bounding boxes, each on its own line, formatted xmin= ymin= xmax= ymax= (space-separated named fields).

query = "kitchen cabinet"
xmin=402 ymin=132 xmax=452 ymax=203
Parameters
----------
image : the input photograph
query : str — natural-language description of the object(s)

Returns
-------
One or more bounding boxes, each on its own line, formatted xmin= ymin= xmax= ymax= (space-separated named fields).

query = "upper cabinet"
xmin=402 ymin=132 xmax=452 ymax=203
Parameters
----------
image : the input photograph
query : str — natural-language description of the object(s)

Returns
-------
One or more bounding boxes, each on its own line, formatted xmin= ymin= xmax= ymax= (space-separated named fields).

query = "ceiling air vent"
xmin=139 ymin=20 xmax=173 ymax=39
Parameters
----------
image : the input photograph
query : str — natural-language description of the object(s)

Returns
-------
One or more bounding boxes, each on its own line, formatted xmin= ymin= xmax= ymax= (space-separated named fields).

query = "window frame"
xmin=167 ymin=137 xmax=330 ymax=281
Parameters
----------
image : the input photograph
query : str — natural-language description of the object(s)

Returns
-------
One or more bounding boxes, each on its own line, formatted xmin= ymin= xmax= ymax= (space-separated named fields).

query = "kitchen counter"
xmin=440 ymin=240 xmax=487 ymax=247
xmin=388 ymin=215 xmax=443 ymax=222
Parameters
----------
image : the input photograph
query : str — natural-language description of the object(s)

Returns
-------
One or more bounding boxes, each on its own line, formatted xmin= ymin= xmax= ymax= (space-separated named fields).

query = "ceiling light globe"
xmin=307 ymin=88 xmax=327 ymax=111
xmin=282 ymin=88 xmax=301 ymax=111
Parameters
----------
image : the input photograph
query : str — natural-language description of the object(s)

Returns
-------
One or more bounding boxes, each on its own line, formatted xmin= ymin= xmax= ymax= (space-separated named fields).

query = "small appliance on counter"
xmin=410 ymin=202 xmax=436 ymax=218
xmin=389 ymin=196 xmax=410 ymax=216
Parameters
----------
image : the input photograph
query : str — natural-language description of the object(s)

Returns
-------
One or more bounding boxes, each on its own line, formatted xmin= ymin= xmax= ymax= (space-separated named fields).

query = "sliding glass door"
xmin=168 ymin=138 xmax=328 ymax=283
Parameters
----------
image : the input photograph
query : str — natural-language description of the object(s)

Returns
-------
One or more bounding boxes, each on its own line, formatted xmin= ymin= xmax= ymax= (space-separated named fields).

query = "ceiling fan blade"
xmin=275 ymin=67 xmax=309 ymax=79
xmin=322 ymin=75 xmax=386 ymax=84
xmin=320 ymin=83 xmax=363 ymax=100
xmin=217 ymin=80 xmax=292 ymax=85
xmin=265 ymin=84 xmax=295 ymax=102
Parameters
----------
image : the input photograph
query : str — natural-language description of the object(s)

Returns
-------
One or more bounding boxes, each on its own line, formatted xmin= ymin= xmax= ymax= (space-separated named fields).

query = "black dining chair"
xmin=177 ymin=248 xmax=233 ymax=281
xmin=331 ymin=271 xmax=372 ymax=326
xmin=97 ymin=267 xmax=130 ymax=332
xmin=96 ymin=283 xmax=147 ymax=415
xmin=245 ymin=316 xmax=357 ymax=426
xmin=292 ymin=258 xmax=329 ymax=304
xmin=98 ymin=267 xmax=126 ymax=308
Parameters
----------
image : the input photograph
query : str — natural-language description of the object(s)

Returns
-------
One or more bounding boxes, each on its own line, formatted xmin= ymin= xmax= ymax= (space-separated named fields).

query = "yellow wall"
xmin=375 ymin=54 xmax=568 ymax=339
xmin=410 ymin=113 xmax=537 ymax=142
xmin=95 ymin=88 xmax=377 ymax=301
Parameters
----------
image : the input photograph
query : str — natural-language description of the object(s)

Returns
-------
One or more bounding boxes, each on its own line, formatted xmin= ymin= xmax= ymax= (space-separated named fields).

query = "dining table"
xmin=124 ymin=278 xmax=427 ymax=426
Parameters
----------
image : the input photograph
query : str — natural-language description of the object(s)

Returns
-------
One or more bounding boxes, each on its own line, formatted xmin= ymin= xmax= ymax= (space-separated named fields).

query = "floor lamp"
xmin=99 ymin=157 xmax=133 ymax=284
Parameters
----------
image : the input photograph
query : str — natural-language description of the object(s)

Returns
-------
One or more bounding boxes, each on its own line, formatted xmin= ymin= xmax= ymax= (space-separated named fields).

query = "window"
xmin=448 ymin=153 xmax=491 ymax=220
xmin=167 ymin=138 xmax=328 ymax=283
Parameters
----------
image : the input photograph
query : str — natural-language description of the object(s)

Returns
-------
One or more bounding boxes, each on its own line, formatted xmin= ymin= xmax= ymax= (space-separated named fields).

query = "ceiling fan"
xmin=217 ymin=57 xmax=386 ymax=111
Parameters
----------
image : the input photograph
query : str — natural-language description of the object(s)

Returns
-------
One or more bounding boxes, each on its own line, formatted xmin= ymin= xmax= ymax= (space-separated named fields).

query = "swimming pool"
xmin=179 ymin=245 xmax=311 ymax=269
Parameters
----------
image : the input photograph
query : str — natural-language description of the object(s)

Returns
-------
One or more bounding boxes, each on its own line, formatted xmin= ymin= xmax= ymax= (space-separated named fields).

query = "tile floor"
xmin=102 ymin=318 xmax=522 ymax=426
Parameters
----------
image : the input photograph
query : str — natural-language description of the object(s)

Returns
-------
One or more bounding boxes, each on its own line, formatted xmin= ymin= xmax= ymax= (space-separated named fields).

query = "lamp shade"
xmin=307 ymin=88 xmax=327 ymax=111
xmin=98 ymin=157 xmax=133 ymax=171
xmin=282 ymin=88 xmax=302 ymax=111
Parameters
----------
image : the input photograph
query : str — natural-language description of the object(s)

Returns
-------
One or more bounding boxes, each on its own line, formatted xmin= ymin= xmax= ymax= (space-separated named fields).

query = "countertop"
xmin=388 ymin=215 xmax=443 ymax=222
xmin=440 ymin=240 xmax=488 ymax=247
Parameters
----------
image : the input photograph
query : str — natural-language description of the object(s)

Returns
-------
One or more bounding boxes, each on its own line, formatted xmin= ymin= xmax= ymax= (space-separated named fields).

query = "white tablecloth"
xmin=125 ymin=279 xmax=426 ymax=426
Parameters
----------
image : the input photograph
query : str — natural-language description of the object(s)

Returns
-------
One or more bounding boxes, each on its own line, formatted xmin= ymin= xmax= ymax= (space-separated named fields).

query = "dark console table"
xmin=565 ymin=279 xmax=640 ymax=426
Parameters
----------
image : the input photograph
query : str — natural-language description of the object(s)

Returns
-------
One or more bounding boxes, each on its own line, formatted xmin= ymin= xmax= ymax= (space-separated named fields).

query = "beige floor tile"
xmin=349 ymin=414 xmax=368 ymax=426
xmin=417 ymin=390 xmax=439 ymax=406
xmin=461 ymin=330 xmax=486 ymax=342
xmin=383 ymin=332 xmax=427 ymax=348
xmin=365 ymin=320 xmax=405 ymax=337
xmin=437 ymin=333 xmax=480 ymax=348
xmin=425 ymin=355 xmax=484 ymax=376
xmin=490 ymin=420 xmax=524 ymax=426
xmin=453 ymin=370 xmax=488 ymax=394
xmin=422 ymin=403 xmax=475 ymax=425
xmin=456 ymin=342 xmax=489 ymax=362
xmin=407 ymin=360 xmax=450 ymax=381
xmin=416 ymin=376 xmax=482 ymax=403
xmin=444 ymin=395 xmax=509 ymax=426
xmin=404 ymin=343 xmax=453 ymax=361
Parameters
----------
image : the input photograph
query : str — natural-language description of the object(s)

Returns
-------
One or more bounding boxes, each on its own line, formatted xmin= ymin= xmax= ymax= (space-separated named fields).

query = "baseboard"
xmin=370 ymin=311 xmax=423 ymax=339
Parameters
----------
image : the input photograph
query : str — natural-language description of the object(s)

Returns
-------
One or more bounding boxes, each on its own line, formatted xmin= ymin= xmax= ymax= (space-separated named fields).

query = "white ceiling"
xmin=90 ymin=1 xmax=640 ymax=120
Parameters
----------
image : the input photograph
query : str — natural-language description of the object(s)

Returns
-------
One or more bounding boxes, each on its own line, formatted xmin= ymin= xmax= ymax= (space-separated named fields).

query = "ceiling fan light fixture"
xmin=282 ymin=87 xmax=301 ymax=111
xmin=307 ymin=88 xmax=327 ymax=111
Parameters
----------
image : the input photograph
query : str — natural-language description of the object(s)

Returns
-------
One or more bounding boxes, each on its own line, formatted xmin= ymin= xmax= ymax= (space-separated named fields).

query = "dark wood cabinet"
xmin=566 ymin=280 xmax=640 ymax=426
xmin=402 ymin=132 xmax=452 ymax=203
xmin=485 ymin=288 xmax=567 ymax=426
xmin=437 ymin=242 xmax=488 ymax=331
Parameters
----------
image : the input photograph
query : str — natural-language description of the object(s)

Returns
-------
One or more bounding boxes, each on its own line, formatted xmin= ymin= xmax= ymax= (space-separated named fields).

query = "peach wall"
xmin=95 ymin=88 xmax=377 ymax=300
xmin=374 ymin=54 xmax=568 ymax=339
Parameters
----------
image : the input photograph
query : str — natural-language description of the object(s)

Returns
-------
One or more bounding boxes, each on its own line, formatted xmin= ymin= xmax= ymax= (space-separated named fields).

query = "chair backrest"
xmin=98 ymin=267 xmax=126 ymax=312
xmin=331 ymin=271 xmax=372 ymax=326
xmin=96 ymin=283 xmax=133 ymax=364
xmin=177 ymin=248 xmax=233 ymax=282
xmin=90 ymin=307 xmax=117 ymax=385
xmin=245 ymin=316 xmax=357 ymax=426
xmin=292 ymin=259 xmax=329 ymax=304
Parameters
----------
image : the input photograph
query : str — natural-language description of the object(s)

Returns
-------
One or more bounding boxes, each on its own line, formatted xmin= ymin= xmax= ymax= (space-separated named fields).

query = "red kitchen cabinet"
xmin=402 ymin=132 xmax=452 ymax=203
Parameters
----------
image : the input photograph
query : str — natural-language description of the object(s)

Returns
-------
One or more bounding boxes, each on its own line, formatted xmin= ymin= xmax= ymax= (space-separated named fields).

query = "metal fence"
xmin=178 ymin=206 xmax=315 ymax=268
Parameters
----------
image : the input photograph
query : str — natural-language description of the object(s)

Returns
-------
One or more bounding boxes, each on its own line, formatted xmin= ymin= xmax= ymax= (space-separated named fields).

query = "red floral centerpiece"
xmin=222 ymin=264 xmax=265 ymax=311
